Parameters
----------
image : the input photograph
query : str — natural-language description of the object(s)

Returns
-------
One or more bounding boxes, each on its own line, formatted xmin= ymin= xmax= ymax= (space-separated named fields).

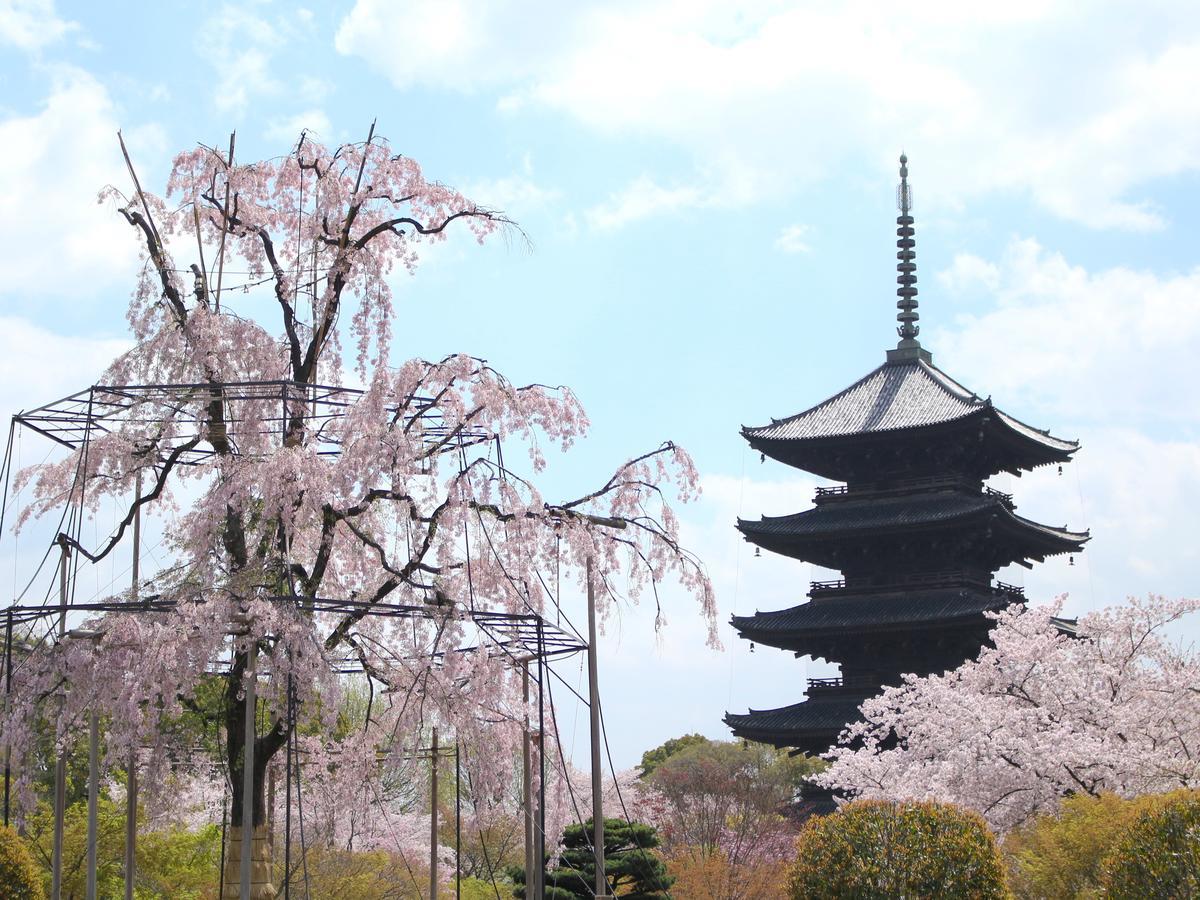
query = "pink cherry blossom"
xmin=2 ymin=129 xmax=716 ymax=852
xmin=819 ymin=595 xmax=1200 ymax=831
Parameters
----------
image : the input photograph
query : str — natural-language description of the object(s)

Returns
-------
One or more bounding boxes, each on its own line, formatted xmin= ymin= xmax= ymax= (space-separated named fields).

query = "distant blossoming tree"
xmin=2 ymin=128 xmax=715 ymax=893
xmin=640 ymin=737 xmax=811 ymax=898
xmin=818 ymin=596 xmax=1200 ymax=831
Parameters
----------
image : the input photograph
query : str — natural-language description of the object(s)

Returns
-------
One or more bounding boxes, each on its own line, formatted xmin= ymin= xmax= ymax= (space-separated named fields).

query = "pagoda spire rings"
xmin=887 ymin=154 xmax=931 ymax=365
xmin=896 ymin=154 xmax=919 ymax=342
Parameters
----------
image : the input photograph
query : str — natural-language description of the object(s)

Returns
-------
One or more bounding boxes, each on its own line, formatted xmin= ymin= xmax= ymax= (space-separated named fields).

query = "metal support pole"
xmin=283 ymin=676 xmax=293 ymax=900
xmin=86 ymin=705 xmax=99 ymax=900
xmin=241 ymin=644 xmax=255 ymax=900
xmin=3 ymin=608 xmax=12 ymax=827
xmin=124 ymin=755 xmax=138 ymax=900
xmin=125 ymin=472 xmax=141 ymax=900
xmin=267 ymin=764 xmax=276 ymax=854
xmin=536 ymin=621 xmax=546 ymax=900
xmin=52 ymin=540 xmax=69 ymax=900
xmin=521 ymin=662 xmax=534 ymax=894
xmin=430 ymin=727 xmax=439 ymax=900
xmin=455 ymin=741 xmax=461 ymax=900
xmin=586 ymin=559 xmax=606 ymax=897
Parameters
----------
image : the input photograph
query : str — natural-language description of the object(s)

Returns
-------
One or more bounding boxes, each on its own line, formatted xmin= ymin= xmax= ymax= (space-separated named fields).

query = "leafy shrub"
xmin=0 ymin=823 xmax=43 ymax=899
xmin=1101 ymin=789 xmax=1200 ymax=899
xmin=512 ymin=818 xmax=673 ymax=899
xmin=664 ymin=845 xmax=789 ymax=899
xmin=789 ymin=799 xmax=1009 ymax=899
xmin=1003 ymin=792 xmax=1165 ymax=898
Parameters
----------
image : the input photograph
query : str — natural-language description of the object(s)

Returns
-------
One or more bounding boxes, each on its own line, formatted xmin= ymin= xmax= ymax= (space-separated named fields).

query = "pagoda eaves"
xmin=737 ymin=490 xmax=1089 ymax=570
xmin=743 ymin=359 xmax=1078 ymax=481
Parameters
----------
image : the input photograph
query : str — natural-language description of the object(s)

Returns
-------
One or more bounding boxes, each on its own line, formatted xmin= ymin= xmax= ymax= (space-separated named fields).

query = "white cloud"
xmin=937 ymin=253 xmax=1000 ymax=295
xmin=0 ymin=0 xmax=77 ymax=50
xmin=774 ymin=223 xmax=812 ymax=254
xmin=335 ymin=0 xmax=577 ymax=94
xmin=585 ymin=176 xmax=705 ymax=231
xmin=337 ymin=0 xmax=1200 ymax=230
xmin=989 ymin=427 xmax=1200 ymax=616
xmin=0 ymin=68 xmax=156 ymax=299
xmin=198 ymin=6 xmax=284 ymax=116
xmin=0 ymin=316 xmax=129 ymax=421
xmin=264 ymin=109 xmax=332 ymax=144
xmin=931 ymin=240 xmax=1200 ymax=613
xmin=458 ymin=156 xmax=562 ymax=221
xmin=199 ymin=7 xmax=331 ymax=135
xmin=932 ymin=238 xmax=1200 ymax=426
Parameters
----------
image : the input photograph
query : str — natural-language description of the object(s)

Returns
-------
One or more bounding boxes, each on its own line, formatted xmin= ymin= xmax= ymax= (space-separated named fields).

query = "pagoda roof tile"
xmin=737 ymin=491 xmax=1089 ymax=546
xmin=732 ymin=587 xmax=1012 ymax=636
xmin=743 ymin=359 xmax=1077 ymax=454
xmin=724 ymin=695 xmax=863 ymax=736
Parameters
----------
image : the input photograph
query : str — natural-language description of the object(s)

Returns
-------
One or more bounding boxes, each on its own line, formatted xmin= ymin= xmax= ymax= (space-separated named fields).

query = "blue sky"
xmin=1 ymin=0 xmax=1198 ymax=769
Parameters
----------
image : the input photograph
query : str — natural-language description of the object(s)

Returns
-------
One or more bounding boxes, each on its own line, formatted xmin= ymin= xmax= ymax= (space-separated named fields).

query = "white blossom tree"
xmin=2 ymin=128 xmax=716 ymax=894
xmin=818 ymin=595 xmax=1200 ymax=831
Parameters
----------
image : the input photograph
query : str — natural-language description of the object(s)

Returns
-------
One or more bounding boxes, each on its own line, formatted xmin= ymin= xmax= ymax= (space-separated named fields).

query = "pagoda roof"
xmin=743 ymin=359 xmax=1077 ymax=469
xmin=724 ymin=695 xmax=863 ymax=750
xmin=738 ymin=491 xmax=1088 ymax=563
xmin=732 ymin=587 xmax=1012 ymax=644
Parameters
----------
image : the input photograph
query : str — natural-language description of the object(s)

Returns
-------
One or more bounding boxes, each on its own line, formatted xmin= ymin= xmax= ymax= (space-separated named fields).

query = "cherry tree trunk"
xmin=222 ymin=656 xmax=283 ymax=899
xmin=221 ymin=824 xmax=274 ymax=899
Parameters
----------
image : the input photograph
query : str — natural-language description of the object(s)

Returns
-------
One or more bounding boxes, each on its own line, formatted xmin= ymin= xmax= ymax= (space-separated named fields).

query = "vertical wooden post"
xmin=51 ymin=540 xmax=69 ymax=900
xmin=241 ymin=645 xmax=255 ymax=900
xmin=430 ymin=727 xmax=439 ymax=899
xmin=535 ymin=625 xmax=546 ymax=900
xmin=214 ymin=132 xmax=236 ymax=314
xmin=267 ymin=764 xmax=276 ymax=865
xmin=522 ymin=662 xmax=534 ymax=893
xmin=3 ymin=608 xmax=12 ymax=827
xmin=283 ymin=676 xmax=293 ymax=900
xmin=86 ymin=704 xmax=99 ymax=900
xmin=455 ymin=741 xmax=461 ymax=900
xmin=125 ymin=473 xmax=141 ymax=900
xmin=586 ymin=558 xmax=606 ymax=898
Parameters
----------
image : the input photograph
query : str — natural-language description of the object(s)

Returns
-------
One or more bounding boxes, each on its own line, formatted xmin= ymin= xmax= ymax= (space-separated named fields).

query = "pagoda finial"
xmin=887 ymin=153 xmax=931 ymax=364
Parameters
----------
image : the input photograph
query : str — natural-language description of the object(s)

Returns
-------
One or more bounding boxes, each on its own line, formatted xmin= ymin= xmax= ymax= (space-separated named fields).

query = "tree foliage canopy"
xmin=0 ymin=823 xmax=43 ymax=900
xmin=1002 ymin=791 xmax=1166 ymax=899
xmin=637 ymin=732 xmax=708 ymax=779
xmin=790 ymin=799 xmax=1010 ymax=900
xmin=1100 ymin=789 xmax=1200 ymax=899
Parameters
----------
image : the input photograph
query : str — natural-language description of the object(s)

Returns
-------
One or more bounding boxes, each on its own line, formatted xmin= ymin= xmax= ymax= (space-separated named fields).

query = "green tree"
xmin=24 ymin=797 xmax=221 ymax=899
xmin=649 ymin=739 xmax=820 ymax=858
xmin=0 ymin=823 xmax=43 ymax=899
xmin=512 ymin=818 xmax=673 ymax=899
xmin=1003 ymin=792 xmax=1167 ymax=899
xmin=135 ymin=823 xmax=221 ymax=899
xmin=637 ymin=733 xmax=709 ymax=779
xmin=26 ymin=798 xmax=126 ymax=898
xmin=790 ymin=799 xmax=1010 ymax=900
xmin=1101 ymin=789 xmax=1200 ymax=899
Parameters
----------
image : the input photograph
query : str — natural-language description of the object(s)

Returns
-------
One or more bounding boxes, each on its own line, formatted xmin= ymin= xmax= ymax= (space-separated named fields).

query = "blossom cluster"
xmin=819 ymin=595 xmax=1200 ymax=831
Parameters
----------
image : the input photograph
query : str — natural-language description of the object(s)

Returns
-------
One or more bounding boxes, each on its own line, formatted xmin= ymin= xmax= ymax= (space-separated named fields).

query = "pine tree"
xmin=513 ymin=818 xmax=673 ymax=898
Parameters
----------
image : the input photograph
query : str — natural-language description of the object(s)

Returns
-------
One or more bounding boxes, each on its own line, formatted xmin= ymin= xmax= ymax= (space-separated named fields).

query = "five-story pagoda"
xmin=724 ymin=156 xmax=1088 ymax=756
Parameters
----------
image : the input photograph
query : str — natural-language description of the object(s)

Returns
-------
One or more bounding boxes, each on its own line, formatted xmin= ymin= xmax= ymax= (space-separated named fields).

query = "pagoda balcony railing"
xmin=810 ymin=569 xmax=992 ymax=596
xmin=809 ymin=578 xmax=847 ymax=593
xmin=807 ymin=675 xmax=879 ymax=693
xmin=983 ymin=485 xmax=1015 ymax=508
xmin=994 ymin=580 xmax=1026 ymax=598
xmin=814 ymin=475 xmax=998 ymax=504
xmin=814 ymin=485 xmax=850 ymax=499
